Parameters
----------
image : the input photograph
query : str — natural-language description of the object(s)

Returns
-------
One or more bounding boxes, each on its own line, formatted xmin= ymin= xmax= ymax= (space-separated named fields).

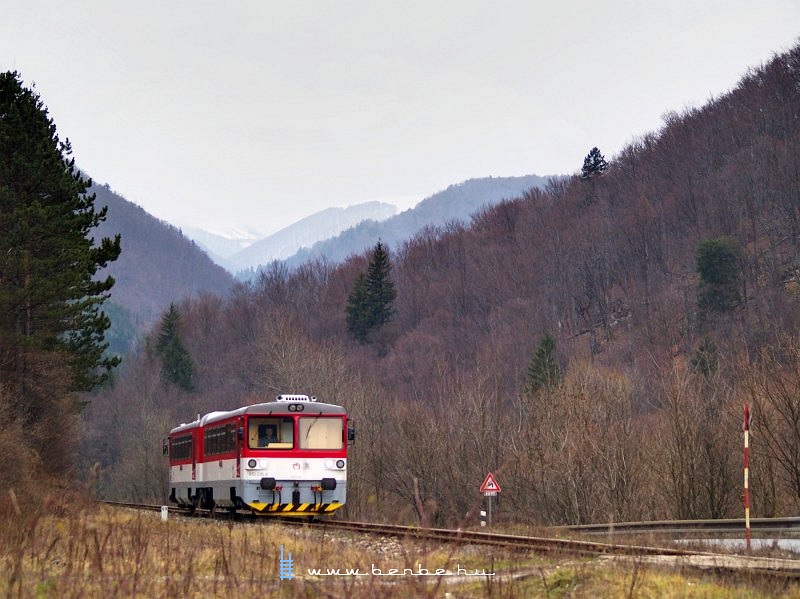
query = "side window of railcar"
xmin=204 ymin=424 xmax=236 ymax=456
xmin=298 ymin=417 xmax=343 ymax=450
xmin=170 ymin=435 xmax=192 ymax=460
xmin=249 ymin=417 xmax=294 ymax=449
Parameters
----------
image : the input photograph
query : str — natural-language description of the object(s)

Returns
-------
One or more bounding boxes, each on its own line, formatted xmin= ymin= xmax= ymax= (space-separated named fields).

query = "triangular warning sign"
xmin=480 ymin=472 xmax=501 ymax=493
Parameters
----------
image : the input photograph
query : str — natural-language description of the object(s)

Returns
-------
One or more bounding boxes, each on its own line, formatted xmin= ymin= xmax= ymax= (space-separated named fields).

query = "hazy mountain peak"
xmin=187 ymin=201 xmax=398 ymax=273
xmin=282 ymin=173 xmax=550 ymax=270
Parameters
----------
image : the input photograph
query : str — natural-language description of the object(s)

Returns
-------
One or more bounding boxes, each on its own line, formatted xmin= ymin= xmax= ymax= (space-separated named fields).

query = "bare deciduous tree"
xmin=746 ymin=341 xmax=800 ymax=512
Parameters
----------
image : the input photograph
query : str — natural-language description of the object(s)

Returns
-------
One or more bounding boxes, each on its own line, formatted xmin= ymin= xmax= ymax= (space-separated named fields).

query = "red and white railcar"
xmin=167 ymin=394 xmax=352 ymax=516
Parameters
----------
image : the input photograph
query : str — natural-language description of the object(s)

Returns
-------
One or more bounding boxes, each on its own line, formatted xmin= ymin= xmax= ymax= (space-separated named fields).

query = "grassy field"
xmin=1 ymin=501 xmax=799 ymax=598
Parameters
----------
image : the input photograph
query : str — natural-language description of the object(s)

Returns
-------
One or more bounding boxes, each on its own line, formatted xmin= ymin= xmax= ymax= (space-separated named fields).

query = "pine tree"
xmin=0 ymin=71 xmax=121 ymax=400
xmin=524 ymin=333 xmax=561 ymax=395
xmin=345 ymin=273 xmax=371 ymax=343
xmin=154 ymin=303 xmax=194 ymax=391
xmin=696 ymin=236 xmax=741 ymax=314
xmin=346 ymin=241 xmax=397 ymax=344
xmin=580 ymin=147 xmax=609 ymax=180
xmin=366 ymin=241 xmax=397 ymax=330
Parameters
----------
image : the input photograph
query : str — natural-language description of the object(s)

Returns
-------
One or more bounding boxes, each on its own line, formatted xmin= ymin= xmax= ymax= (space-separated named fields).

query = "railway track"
xmin=104 ymin=501 xmax=800 ymax=578
xmin=313 ymin=518 xmax=694 ymax=557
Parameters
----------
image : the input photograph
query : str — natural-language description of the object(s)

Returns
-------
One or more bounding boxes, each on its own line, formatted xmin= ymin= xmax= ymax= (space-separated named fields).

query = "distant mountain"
xmin=91 ymin=183 xmax=235 ymax=347
xmin=223 ymin=201 xmax=397 ymax=273
xmin=182 ymin=227 xmax=262 ymax=267
xmin=284 ymin=174 xmax=550 ymax=269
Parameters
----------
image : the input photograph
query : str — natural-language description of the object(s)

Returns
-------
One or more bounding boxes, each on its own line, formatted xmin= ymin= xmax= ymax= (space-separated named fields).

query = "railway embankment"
xmin=4 ymin=501 xmax=796 ymax=597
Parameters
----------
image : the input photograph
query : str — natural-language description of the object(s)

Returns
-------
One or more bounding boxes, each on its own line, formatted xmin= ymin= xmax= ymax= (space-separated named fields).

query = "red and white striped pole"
xmin=743 ymin=403 xmax=751 ymax=552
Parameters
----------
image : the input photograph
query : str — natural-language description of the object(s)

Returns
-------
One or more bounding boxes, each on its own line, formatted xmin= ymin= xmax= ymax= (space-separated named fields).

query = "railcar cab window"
xmin=299 ymin=417 xmax=344 ymax=450
xmin=249 ymin=417 xmax=293 ymax=449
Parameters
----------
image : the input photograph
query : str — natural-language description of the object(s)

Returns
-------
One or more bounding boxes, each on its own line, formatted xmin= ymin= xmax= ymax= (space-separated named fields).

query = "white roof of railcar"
xmin=168 ymin=399 xmax=345 ymax=435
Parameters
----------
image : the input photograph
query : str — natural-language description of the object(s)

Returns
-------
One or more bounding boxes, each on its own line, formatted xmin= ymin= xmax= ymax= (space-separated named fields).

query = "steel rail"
xmin=317 ymin=520 xmax=800 ymax=578
xmin=313 ymin=518 xmax=697 ymax=557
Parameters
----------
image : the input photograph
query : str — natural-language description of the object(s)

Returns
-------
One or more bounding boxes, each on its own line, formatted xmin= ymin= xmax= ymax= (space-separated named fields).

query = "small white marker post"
xmin=161 ymin=506 xmax=169 ymax=522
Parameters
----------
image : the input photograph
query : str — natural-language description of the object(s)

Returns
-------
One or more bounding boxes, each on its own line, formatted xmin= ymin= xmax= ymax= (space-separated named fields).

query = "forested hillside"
xmin=89 ymin=45 xmax=800 ymax=527
xmin=92 ymin=184 xmax=235 ymax=332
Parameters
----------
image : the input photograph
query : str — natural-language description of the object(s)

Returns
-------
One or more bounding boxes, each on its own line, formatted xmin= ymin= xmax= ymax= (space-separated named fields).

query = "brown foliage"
xmin=0 ymin=394 xmax=39 ymax=509
xmin=653 ymin=361 xmax=739 ymax=519
xmin=82 ymin=43 xmax=800 ymax=525
xmin=745 ymin=339 xmax=800 ymax=513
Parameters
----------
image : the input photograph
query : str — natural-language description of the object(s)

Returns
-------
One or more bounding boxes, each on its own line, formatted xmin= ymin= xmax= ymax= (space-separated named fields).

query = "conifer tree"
xmin=0 ymin=71 xmax=121 ymax=401
xmin=696 ymin=236 xmax=741 ymax=314
xmin=154 ymin=303 xmax=194 ymax=391
xmin=524 ymin=332 xmax=561 ymax=395
xmin=346 ymin=241 xmax=397 ymax=344
xmin=366 ymin=241 xmax=397 ymax=330
xmin=580 ymin=147 xmax=609 ymax=180
xmin=345 ymin=273 xmax=371 ymax=343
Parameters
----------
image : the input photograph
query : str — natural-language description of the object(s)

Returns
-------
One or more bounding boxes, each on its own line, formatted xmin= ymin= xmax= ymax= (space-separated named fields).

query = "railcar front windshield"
xmin=299 ymin=416 xmax=344 ymax=450
xmin=248 ymin=416 xmax=294 ymax=449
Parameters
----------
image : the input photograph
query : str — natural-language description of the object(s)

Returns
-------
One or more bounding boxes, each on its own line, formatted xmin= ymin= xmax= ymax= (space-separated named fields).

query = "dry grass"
xmin=1 ymin=501 xmax=799 ymax=598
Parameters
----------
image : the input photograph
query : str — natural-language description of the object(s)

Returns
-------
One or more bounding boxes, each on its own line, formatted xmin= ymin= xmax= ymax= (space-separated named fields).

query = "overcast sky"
xmin=3 ymin=2 xmax=799 ymax=236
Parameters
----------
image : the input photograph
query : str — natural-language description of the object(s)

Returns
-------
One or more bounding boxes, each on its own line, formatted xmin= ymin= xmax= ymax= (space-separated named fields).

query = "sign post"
xmin=480 ymin=472 xmax=501 ymax=527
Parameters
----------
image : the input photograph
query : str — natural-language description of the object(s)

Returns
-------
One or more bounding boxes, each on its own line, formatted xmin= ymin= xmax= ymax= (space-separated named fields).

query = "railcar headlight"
xmin=325 ymin=459 xmax=334 ymax=469
xmin=336 ymin=460 xmax=345 ymax=469
xmin=247 ymin=459 xmax=257 ymax=468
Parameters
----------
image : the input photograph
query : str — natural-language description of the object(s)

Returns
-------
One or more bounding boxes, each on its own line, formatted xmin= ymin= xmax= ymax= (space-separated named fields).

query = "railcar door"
xmin=236 ymin=417 xmax=243 ymax=478
xmin=192 ymin=429 xmax=197 ymax=481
